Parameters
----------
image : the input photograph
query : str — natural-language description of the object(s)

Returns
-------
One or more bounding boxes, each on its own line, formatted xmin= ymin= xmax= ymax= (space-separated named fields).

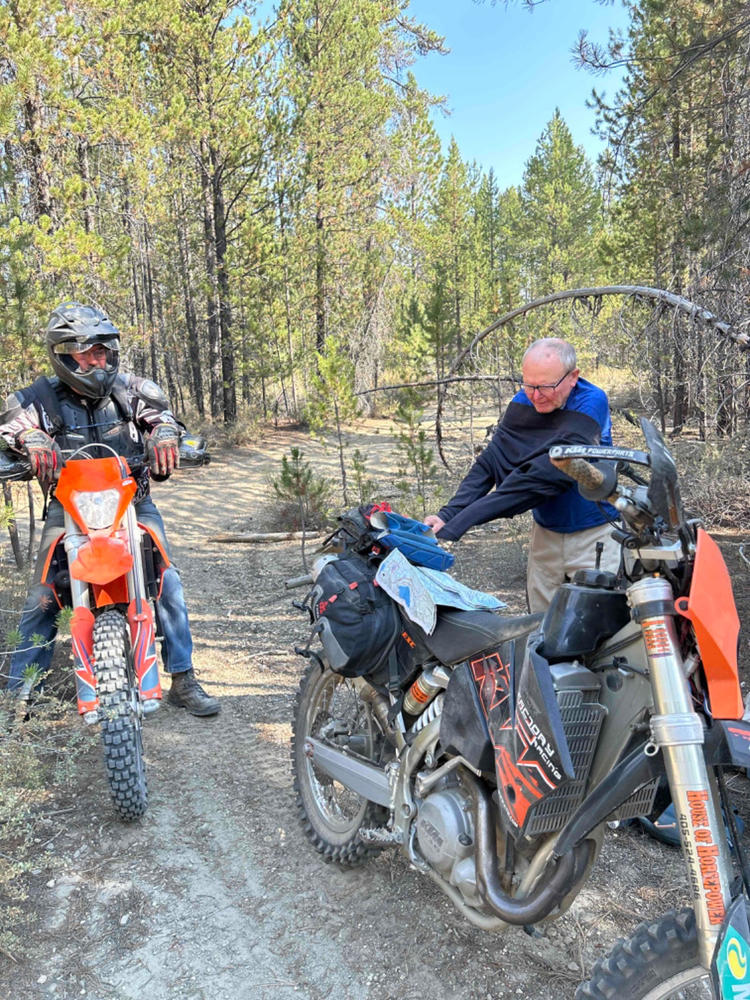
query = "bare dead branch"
xmin=434 ymin=285 xmax=749 ymax=468
xmin=354 ymin=374 xmax=515 ymax=396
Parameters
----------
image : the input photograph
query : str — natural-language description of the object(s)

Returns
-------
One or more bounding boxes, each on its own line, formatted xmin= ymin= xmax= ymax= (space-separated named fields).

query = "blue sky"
xmin=407 ymin=0 xmax=631 ymax=189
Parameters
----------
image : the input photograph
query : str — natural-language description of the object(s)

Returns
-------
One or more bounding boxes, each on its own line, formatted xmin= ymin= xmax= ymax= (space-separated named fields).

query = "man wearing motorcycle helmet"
xmin=0 ymin=302 xmax=220 ymax=716
xmin=425 ymin=337 xmax=620 ymax=612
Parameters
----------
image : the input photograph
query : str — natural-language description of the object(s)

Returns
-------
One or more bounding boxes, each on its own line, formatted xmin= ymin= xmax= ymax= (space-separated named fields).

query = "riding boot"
xmin=167 ymin=669 xmax=220 ymax=717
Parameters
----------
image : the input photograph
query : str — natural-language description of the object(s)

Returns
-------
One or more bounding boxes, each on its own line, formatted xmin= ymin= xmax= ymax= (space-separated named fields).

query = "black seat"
xmin=419 ymin=609 xmax=543 ymax=666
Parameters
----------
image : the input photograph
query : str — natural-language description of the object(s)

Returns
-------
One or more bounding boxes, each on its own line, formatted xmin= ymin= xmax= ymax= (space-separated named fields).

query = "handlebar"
xmin=548 ymin=454 xmax=607 ymax=495
xmin=549 ymin=444 xmax=657 ymax=536
xmin=0 ymin=450 xmax=33 ymax=482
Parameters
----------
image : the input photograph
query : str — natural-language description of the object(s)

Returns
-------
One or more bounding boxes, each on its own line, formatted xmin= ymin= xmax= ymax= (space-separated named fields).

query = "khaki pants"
xmin=526 ymin=520 xmax=620 ymax=613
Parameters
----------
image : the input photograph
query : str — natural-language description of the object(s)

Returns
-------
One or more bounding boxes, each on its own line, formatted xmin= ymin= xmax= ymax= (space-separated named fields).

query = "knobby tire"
xmin=577 ymin=908 xmax=714 ymax=999
xmin=94 ymin=607 xmax=148 ymax=821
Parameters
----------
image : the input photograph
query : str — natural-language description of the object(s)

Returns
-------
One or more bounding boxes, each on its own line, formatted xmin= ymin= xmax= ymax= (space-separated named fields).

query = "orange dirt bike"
xmin=289 ymin=418 xmax=750 ymax=999
xmin=1 ymin=444 xmax=169 ymax=821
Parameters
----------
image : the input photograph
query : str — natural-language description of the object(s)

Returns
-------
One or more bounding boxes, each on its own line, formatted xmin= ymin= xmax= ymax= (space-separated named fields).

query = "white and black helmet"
xmin=46 ymin=302 xmax=120 ymax=399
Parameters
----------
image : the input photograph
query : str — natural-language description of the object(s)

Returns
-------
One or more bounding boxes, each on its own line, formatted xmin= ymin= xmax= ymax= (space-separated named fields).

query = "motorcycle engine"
xmin=415 ymin=783 xmax=482 ymax=908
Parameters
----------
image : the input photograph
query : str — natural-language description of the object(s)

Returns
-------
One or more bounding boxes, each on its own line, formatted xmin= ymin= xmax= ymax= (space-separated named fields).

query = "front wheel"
xmin=94 ymin=608 xmax=148 ymax=821
xmin=291 ymin=660 xmax=389 ymax=866
xmin=577 ymin=908 xmax=713 ymax=999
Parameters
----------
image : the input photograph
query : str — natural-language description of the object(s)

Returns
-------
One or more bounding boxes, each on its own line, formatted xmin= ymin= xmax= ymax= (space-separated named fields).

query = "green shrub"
xmin=271 ymin=446 xmax=334 ymax=530
xmin=394 ymin=391 xmax=441 ymax=519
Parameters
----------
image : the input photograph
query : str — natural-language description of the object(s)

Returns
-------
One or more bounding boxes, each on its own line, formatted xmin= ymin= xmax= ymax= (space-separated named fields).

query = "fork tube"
xmin=62 ymin=511 xmax=91 ymax=610
xmin=628 ymin=576 xmax=732 ymax=967
xmin=125 ymin=504 xmax=144 ymax=610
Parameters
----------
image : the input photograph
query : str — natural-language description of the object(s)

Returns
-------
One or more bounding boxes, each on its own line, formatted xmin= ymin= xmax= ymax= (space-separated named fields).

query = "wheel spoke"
xmin=292 ymin=663 xmax=391 ymax=866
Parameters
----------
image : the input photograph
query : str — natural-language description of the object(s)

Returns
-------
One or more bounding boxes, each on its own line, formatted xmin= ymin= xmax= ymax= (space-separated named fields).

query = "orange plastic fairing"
xmin=70 ymin=606 xmax=97 ymax=714
xmin=38 ymin=533 xmax=65 ymax=586
xmin=70 ymin=535 xmax=133 ymax=585
xmin=675 ymin=528 xmax=742 ymax=720
xmin=138 ymin=523 xmax=171 ymax=568
xmin=55 ymin=457 xmax=136 ymax=534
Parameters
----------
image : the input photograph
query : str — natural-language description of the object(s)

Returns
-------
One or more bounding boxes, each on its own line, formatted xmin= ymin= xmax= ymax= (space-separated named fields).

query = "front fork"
xmin=65 ymin=520 xmax=98 ymax=721
xmin=65 ymin=509 xmax=161 ymax=720
xmin=629 ymin=576 xmax=734 ymax=967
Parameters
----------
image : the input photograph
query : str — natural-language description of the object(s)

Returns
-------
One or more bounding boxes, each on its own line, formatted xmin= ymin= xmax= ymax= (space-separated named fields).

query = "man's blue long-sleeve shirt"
xmin=437 ymin=377 xmax=616 ymax=542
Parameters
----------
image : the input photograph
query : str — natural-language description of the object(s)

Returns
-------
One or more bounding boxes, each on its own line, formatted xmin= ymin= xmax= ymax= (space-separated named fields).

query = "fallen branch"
xmin=209 ymin=531 xmax=327 ymax=544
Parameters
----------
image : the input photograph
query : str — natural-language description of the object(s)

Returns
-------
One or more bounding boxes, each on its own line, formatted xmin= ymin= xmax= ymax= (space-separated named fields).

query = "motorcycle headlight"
xmin=72 ymin=489 xmax=121 ymax=530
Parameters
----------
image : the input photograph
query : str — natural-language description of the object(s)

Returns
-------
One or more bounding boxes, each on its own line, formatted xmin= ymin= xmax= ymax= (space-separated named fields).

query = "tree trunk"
xmin=174 ymin=192 xmax=204 ymax=416
xmin=315 ymin=167 xmax=326 ymax=352
xmin=210 ymin=145 xmax=236 ymax=422
xmin=77 ymin=138 xmax=94 ymax=234
xmin=3 ymin=485 xmax=23 ymax=570
xmin=23 ymin=96 xmax=53 ymax=222
xmin=276 ymin=176 xmax=298 ymax=416
xmin=199 ymin=142 xmax=222 ymax=419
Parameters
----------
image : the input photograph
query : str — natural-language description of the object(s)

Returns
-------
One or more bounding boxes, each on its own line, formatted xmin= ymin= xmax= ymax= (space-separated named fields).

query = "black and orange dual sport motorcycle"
xmin=290 ymin=417 xmax=750 ymax=999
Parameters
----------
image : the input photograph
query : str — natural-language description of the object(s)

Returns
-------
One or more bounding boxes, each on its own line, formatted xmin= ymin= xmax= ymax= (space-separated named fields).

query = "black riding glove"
xmin=146 ymin=423 xmax=180 ymax=478
xmin=16 ymin=428 xmax=62 ymax=486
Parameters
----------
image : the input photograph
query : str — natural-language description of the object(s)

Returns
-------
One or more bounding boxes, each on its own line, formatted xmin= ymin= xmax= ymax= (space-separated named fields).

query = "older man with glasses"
xmin=424 ymin=337 xmax=620 ymax=612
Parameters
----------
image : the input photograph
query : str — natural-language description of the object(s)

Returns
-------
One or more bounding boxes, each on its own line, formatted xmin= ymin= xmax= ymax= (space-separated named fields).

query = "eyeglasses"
xmin=519 ymin=369 xmax=574 ymax=395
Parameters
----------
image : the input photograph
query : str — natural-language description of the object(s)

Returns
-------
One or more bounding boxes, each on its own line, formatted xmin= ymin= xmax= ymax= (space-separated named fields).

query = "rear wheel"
xmin=291 ymin=661 xmax=388 ymax=866
xmin=576 ymin=908 xmax=714 ymax=999
xmin=94 ymin=608 xmax=148 ymax=821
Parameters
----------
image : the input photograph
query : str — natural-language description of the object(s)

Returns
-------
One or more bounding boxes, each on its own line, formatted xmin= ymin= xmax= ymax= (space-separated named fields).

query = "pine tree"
xmin=519 ymin=110 xmax=603 ymax=297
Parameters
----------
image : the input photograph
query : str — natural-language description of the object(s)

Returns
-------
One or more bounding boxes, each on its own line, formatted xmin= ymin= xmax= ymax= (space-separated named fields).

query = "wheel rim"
xmin=302 ymin=672 xmax=376 ymax=836
xmin=640 ymin=966 xmax=712 ymax=999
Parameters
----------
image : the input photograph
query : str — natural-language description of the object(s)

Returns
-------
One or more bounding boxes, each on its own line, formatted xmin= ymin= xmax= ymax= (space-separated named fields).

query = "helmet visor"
xmin=57 ymin=342 xmax=119 ymax=377
xmin=52 ymin=335 xmax=120 ymax=356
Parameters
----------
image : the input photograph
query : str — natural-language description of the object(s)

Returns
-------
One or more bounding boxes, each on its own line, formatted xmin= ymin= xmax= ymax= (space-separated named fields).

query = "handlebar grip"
xmin=285 ymin=574 xmax=313 ymax=590
xmin=0 ymin=452 xmax=34 ymax=482
xmin=549 ymin=455 xmax=606 ymax=493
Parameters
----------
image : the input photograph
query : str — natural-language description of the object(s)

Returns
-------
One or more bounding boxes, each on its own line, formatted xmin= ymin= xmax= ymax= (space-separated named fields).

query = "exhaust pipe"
xmin=465 ymin=773 xmax=591 ymax=925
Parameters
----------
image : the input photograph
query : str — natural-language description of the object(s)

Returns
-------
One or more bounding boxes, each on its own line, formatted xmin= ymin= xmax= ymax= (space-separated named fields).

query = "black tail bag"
xmin=309 ymin=554 xmax=401 ymax=678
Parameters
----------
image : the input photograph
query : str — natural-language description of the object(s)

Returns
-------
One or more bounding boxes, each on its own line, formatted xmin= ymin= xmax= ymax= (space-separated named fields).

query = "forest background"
xmin=3 ymin=0 xmax=750 ymax=460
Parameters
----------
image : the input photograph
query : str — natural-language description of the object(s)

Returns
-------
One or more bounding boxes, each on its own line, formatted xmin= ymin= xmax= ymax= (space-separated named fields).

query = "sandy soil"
xmin=2 ymin=419 xmax=748 ymax=1000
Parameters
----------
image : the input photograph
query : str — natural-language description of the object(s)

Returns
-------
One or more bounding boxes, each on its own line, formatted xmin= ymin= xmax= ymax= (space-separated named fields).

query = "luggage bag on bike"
xmin=309 ymin=554 xmax=400 ymax=678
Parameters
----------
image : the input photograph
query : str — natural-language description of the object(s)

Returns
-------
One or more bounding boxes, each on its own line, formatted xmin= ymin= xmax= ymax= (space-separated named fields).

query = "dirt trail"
xmin=2 ymin=423 xmax=704 ymax=1000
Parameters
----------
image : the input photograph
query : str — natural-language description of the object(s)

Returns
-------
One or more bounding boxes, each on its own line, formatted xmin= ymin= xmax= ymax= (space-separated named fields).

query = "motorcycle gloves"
xmin=16 ymin=428 xmax=62 ymax=485
xmin=146 ymin=423 xmax=180 ymax=479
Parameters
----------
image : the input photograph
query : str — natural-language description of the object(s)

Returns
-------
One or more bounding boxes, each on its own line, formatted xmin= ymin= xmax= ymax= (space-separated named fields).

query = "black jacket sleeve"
xmin=436 ymin=401 xmax=603 ymax=542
